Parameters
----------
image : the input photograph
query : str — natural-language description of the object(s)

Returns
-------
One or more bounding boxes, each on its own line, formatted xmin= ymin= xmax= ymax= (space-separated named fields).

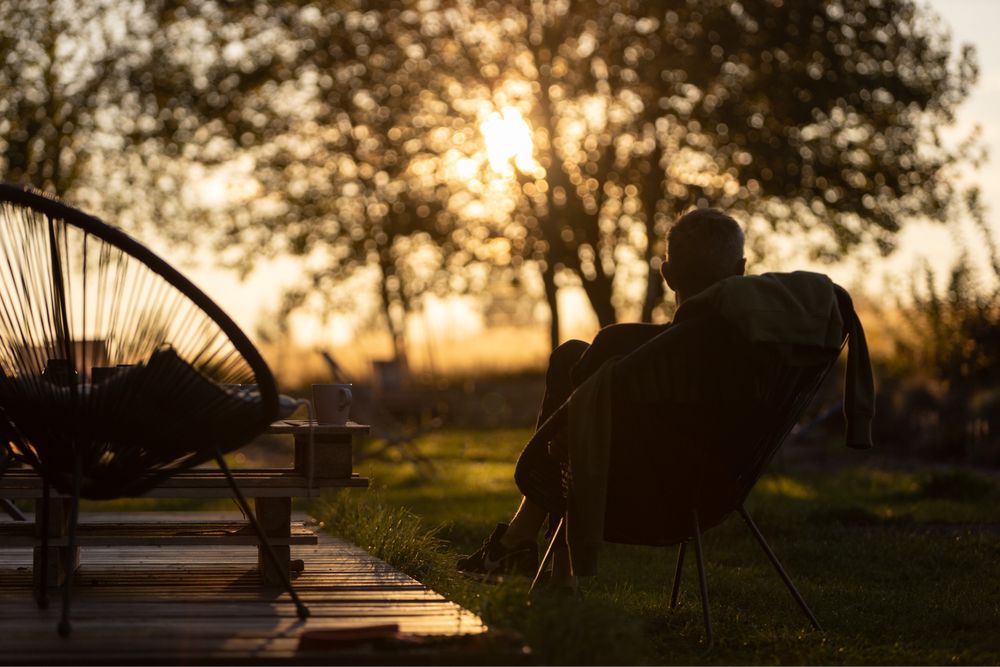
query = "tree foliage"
xmin=130 ymin=2 xmax=528 ymax=352
xmin=446 ymin=0 xmax=980 ymax=334
xmin=0 ymin=0 xmax=982 ymax=353
xmin=0 ymin=0 xmax=156 ymax=203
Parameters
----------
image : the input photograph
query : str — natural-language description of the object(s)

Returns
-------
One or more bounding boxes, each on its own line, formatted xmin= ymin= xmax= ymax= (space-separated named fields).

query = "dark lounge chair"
xmin=530 ymin=289 xmax=866 ymax=649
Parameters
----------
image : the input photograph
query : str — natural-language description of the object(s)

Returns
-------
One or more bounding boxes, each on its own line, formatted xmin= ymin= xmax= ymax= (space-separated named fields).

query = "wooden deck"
xmin=0 ymin=512 xmax=490 ymax=664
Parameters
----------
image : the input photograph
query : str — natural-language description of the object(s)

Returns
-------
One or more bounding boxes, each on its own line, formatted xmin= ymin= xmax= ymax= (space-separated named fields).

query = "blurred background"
xmin=3 ymin=0 xmax=999 ymax=465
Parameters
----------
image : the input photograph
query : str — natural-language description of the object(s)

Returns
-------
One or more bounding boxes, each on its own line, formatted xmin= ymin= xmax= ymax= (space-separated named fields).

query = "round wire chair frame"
xmin=0 ymin=183 xmax=279 ymax=422
xmin=0 ymin=183 xmax=305 ymax=634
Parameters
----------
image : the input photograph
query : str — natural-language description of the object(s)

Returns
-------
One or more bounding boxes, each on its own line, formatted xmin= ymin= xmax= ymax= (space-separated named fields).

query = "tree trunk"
xmin=640 ymin=140 xmax=669 ymax=322
xmin=534 ymin=21 xmax=617 ymax=332
xmin=640 ymin=263 xmax=665 ymax=323
xmin=579 ymin=272 xmax=617 ymax=328
xmin=377 ymin=257 xmax=406 ymax=362
xmin=541 ymin=261 xmax=560 ymax=350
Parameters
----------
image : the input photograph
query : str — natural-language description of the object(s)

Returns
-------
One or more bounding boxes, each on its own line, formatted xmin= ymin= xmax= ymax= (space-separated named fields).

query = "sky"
xmin=871 ymin=0 xmax=1000 ymax=287
xmin=165 ymin=0 xmax=1000 ymax=357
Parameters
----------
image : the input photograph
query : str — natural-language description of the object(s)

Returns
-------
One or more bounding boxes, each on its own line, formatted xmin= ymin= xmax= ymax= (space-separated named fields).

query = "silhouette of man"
xmin=457 ymin=208 xmax=746 ymax=589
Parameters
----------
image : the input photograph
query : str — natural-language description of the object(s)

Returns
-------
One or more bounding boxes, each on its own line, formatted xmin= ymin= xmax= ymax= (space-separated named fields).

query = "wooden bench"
xmin=0 ymin=420 xmax=369 ymax=586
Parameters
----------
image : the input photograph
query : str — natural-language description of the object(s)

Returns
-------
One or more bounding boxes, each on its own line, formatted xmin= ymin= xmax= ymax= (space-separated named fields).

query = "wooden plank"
xmin=265 ymin=419 xmax=370 ymax=436
xmin=0 ymin=514 xmax=488 ymax=664
xmin=293 ymin=435 xmax=353 ymax=478
xmin=0 ymin=519 xmax=318 ymax=546
xmin=0 ymin=470 xmax=368 ymax=498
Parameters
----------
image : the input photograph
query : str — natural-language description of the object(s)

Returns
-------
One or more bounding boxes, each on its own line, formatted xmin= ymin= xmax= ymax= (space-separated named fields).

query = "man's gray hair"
xmin=667 ymin=208 xmax=745 ymax=292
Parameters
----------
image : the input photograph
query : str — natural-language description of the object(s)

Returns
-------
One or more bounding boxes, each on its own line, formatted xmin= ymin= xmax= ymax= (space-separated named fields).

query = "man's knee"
xmin=514 ymin=439 xmax=566 ymax=515
xmin=591 ymin=323 xmax=665 ymax=353
xmin=549 ymin=339 xmax=589 ymax=374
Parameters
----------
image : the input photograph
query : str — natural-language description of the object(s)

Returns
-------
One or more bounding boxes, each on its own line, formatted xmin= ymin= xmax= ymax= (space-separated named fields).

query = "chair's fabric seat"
xmin=603 ymin=398 xmax=763 ymax=545
xmin=0 ymin=348 xmax=270 ymax=498
xmin=601 ymin=316 xmax=838 ymax=547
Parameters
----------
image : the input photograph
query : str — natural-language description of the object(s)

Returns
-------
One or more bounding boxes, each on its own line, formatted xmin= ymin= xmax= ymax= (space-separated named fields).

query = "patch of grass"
xmin=806 ymin=504 xmax=882 ymax=525
xmin=76 ymin=497 xmax=240 ymax=513
xmin=516 ymin=590 xmax=647 ymax=665
xmin=916 ymin=470 xmax=995 ymax=501
xmin=315 ymin=488 xmax=648 ymax=664
xmin=314 ymin=490 xmax=450 ymax=584
xmin=321 ymin=429 xmax=1000 ymax=664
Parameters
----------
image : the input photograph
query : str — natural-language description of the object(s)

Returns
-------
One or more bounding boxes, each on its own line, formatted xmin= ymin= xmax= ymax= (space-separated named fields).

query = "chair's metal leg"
xmin=214 ymin=450 xmax=310 ymax=620
xmin=529 ymin=516 xmax=563 ymax=596
xmin=0 ymin=448 xmax=14 ymax=476
xmin=670 ymin=541 xmax=686 ymax=609
xmin=738 ymin=506 xmax=822 ymax=631
xmin=36 ymin=480 xmax=50 ymax=609
xmin=1 ymin=443 xmax=27 ymax=520
xmin=691 ymin=511 xmax=714 ymax=651
xmin=57 ymin=454 xmax=81 ymax=637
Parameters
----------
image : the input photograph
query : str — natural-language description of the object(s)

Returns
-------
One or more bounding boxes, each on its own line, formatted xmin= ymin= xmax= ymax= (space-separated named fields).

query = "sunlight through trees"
xmin=0 ymin=0 xmax=984 ymax=353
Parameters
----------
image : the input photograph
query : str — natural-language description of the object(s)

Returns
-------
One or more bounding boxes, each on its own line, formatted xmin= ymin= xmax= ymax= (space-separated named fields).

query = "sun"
xmin=481 ymin=106 xmax=537 ymax=176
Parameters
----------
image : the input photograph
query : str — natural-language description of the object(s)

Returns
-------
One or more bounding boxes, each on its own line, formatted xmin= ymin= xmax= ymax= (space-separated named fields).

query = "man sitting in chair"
xmin=457 ymin=208 xmax=748 ymax=589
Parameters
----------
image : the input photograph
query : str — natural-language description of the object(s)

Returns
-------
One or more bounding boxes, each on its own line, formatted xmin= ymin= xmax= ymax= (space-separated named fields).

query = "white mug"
xmin=312 ymin=384 xmax=352 ymax=425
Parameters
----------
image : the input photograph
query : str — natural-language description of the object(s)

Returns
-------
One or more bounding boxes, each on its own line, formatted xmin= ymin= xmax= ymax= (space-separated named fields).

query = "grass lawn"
xmin=315 ymin=428 xmax=1000 ymax=665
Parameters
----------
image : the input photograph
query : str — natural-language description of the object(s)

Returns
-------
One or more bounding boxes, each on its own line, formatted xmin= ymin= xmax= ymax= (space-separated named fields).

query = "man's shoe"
xmin=456 ymin=523 xmax=539 ymax=582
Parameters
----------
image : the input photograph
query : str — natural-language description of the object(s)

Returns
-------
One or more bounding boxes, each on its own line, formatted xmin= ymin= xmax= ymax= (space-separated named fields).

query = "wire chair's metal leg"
xmin=691 ymin=511 xmax=714 ymax=651
xmin=0 ymin=447 xmax=14 ymax=476
xmin=529 ymin=516 xmax=564 ymax=596
xmin=670 ymin=541 xmax=686 ymax=609
xmin=0 ymin=448 xmax=25 ymax=520
xmin=738 ymin=506 xmax=822 ymax=631
xmin=58 ymin=454 xmax=81 ymax=637
xmin=214 ymin=450 xmax=309 ymax=620
xmin=36 ymin=480 xmax=51 ymax=609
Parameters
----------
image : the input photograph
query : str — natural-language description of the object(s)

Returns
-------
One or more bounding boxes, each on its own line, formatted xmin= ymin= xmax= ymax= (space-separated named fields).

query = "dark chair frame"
xmin=528 ymin=307 xmax=851 ymax=650
xmin=0 ymin=439 xmax=26 ymax=520
xmin=0 ymin=184 xmax=309 ymax=635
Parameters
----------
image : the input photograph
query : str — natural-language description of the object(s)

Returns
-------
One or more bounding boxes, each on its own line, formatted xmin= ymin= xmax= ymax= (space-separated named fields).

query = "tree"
xmin=1 ymin=1 xmax=483 ymax=358
xmin=0 ymin=0 xmax=150 ymax=198
xmin=446 ymin=0 xmax=981 ymax=338
xmin=4 ymin=0 xmax=980 ymax=355
xmin=0 ymin=0 xmax=309 ymax=231
xmin=123 ymin=1 xmax=530 ymax=359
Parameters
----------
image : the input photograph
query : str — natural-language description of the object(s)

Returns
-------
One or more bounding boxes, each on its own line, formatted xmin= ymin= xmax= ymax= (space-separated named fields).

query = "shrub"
xmin=876 ymin=223 xmax=1000 ymax=464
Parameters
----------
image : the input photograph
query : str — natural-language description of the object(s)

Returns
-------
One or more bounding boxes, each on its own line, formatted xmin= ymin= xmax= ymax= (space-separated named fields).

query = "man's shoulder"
xmin=593 ymin=321 xmax=671 ymax=338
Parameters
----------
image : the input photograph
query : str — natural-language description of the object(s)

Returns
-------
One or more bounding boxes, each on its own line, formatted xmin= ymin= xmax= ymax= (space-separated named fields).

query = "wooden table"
xmin=0 ymin=420 xmax=370 ymax=586
xmin=252 ymin=419 xmax=370 ymax=583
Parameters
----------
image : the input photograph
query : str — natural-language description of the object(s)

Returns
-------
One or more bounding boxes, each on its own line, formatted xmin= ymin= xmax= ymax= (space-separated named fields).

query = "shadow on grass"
xmin=315 ymin=431 xmax=1000 ymax=664
xmin=314 ymin=489 xmax=649 ymax=664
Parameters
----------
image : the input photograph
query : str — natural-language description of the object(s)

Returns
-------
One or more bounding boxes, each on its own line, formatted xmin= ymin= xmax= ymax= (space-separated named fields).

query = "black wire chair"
xmin=529 ymin=292 xmax=862 ymax=649
xmin=0 ymin=183 xmax=308 ymax=635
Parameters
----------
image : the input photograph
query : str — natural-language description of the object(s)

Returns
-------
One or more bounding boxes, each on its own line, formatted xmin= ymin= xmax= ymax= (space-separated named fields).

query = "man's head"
xmin=661 ymin=208 xmax=746 ymax=301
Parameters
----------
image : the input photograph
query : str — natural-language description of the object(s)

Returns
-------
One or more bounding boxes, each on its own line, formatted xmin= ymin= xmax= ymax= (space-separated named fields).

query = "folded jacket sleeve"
xmin=836 ymin=287 xmax=875 ymax=449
